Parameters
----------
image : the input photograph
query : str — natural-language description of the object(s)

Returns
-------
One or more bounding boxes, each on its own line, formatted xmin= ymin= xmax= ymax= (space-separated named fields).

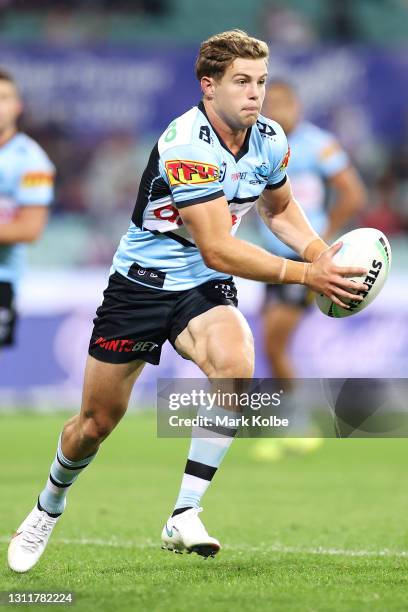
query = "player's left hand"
xmin=306 ymin=242 xmax=368 ymax=309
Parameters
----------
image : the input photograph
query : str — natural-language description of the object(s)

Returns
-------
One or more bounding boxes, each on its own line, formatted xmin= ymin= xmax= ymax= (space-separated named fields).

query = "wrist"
xmin=279 ymin=259 xmax=311 ymax=285
xmin=302 ymin=237 xmax=329 ymax=263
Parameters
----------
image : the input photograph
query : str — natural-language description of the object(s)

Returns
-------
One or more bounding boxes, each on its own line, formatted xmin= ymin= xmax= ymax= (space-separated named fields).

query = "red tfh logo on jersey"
xmin=165 ymin=160 xmax=219 ymax=186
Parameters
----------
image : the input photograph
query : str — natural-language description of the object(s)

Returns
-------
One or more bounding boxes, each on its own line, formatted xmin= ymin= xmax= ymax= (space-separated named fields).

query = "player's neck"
xmin=203 ymin=101 xmax=247 ymax=156
xmin=0 ymin=125 xmax=17 ymax=148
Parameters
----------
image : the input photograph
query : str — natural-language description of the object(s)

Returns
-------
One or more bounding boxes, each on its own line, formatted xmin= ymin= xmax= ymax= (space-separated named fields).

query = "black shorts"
xmin=89 ymin=272 xmax=238 ymax=365
xmin=264 ymin=257 xmax=313 ymax=309
xmin=0 ymin=281 xmax=17 ymax=347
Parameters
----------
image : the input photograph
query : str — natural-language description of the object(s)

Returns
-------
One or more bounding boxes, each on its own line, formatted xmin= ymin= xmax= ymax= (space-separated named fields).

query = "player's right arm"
xmin=179 ymin=195 xmax=367 ymax=309
xmin=0 ymin=141 xmax=54 ymax=245
xmin=0 ymin=206 xmax=49 ymax=244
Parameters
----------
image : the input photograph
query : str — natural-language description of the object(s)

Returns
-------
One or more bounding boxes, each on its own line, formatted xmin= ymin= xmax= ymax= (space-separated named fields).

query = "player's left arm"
xmin=258 ymin=178 xmax=329 ymax=263
xmin=323 ymin=166 xmax=367 ymax=241
xmin=0 ymin=205 xmax=49 ymax=244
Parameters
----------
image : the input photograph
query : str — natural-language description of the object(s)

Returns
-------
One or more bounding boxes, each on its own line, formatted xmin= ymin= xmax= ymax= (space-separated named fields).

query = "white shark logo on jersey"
xmin=251 ymin=162 xmax=270 ymax=184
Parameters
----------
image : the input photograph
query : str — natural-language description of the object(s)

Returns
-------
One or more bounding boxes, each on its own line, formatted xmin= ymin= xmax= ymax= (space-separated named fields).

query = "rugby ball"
xmin=316 ymin=228 xmax=391 ymax=318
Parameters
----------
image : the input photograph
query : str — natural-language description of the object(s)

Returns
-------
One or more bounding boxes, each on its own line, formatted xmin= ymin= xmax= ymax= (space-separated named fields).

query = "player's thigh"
xmin=263 ymin=302 xmax=304 ymax=353
xmin=80 ymin=355 xmax=146 ymax=427
xmin=175 ymin=305 xmax=254 ymax=378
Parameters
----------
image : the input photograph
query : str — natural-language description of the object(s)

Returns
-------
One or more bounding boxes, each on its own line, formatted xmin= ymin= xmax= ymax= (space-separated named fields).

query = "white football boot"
xmin=161 ymin=507 xmax=221 ymax=558
xmin=8 ymin=505 xmax=61 ymax=573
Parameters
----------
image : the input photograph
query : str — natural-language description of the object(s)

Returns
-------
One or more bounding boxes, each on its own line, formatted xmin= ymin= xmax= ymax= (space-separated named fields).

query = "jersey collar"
xmin=198 ymin=101 xmax=251 ymax=163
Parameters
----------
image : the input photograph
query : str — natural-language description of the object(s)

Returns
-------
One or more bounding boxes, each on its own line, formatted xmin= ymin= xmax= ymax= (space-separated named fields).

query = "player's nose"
xmin=247 ymin=83 xmax=260 ymax=100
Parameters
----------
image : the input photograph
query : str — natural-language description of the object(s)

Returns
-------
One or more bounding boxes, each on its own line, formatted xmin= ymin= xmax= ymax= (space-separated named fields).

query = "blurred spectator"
xmin=392 ymin=145 xmax=408 ymax=224
xmin=82 ymin=132 xmax=145 ymax=264
xmin=43 ymin=5 xmax=106 ymax=45
xmin=260 ymin=2 xmax=317 ymax=47
xmin=83 ymin=133 xmax=141 ymax=218
xmin=325 ymin=0 xmax=358 ymax=42
xmin=101 ymin=0 xmax=168 ymax=14
xmin=360 ymin=170 xmax=407 ymax=236
xmin=5 ymin=0 xmax=168 ymax=13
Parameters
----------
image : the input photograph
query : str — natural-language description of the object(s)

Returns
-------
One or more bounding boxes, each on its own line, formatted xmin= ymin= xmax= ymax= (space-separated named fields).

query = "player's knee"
xmin=208 ymin=345 xmax=254 ymax=378
xmin=80 ymin=416 xmax=115 ymax=444
xmin=79 ymin=399 xmax=125 ymax=443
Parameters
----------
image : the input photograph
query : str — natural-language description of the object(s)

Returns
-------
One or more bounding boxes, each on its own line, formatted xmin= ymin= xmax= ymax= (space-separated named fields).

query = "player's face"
xmin=0 ymin=80 xmax=22 ymax=134
xmin=212 ymin=58 xmax=268 ymax=130
xmin=262 ymin=84 xmax=301 ymax=134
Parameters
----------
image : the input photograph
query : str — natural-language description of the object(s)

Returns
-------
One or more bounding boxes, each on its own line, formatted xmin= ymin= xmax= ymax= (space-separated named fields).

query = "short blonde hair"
xmin=195 ymin=30 xmax=269 ymax=81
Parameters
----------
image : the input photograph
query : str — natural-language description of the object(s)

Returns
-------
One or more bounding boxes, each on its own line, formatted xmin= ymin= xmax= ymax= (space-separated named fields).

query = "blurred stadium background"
xmin=1 ymin=0 xmax=408 ymax=408
xmin=2 ymin=4 xmax=408 ymax=610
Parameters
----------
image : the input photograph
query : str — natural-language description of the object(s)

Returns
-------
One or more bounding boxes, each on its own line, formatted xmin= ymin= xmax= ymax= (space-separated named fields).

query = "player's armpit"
xmin=0 ymin=205 xmax=49 ymax=244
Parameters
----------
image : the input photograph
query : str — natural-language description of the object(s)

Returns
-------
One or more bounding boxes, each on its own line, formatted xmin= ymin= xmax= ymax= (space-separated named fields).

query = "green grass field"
xmin=1 ymin=412 xmax=408 ymax=611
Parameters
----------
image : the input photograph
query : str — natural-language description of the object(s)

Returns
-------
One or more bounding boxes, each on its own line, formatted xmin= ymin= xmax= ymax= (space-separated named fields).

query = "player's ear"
xmin=201 ymin=76 xmax=215 ymax=100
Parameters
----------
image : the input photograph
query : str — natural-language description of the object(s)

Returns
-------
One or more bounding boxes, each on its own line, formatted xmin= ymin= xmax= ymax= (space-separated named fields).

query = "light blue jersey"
xmin=0 ymin=133 xmax=54 ymax=284
xmin=259 ymin=121 xmax=349 ymax=258
xmin=112 ymin=102 xmax=289 ymax=291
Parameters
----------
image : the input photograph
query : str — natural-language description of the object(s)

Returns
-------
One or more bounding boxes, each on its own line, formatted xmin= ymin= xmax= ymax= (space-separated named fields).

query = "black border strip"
xmin=228 ymin=195 xmax=259 ymax=205
xmin=49 ymin=473 xmax=72 ymax=488
xmin=148 ymin=229 xmax=196 ymax=248
xmin=185 ymin=459 xmax=217 ymax=481
xmin=264 ymin=176 xmax=287 ymax=190
xmin=176 ymin=189 xmax=224 ymax=209
xmin=57 ymin=454 xmax=88 ymax=471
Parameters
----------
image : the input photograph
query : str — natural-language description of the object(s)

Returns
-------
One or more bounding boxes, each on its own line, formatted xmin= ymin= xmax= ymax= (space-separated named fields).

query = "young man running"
xmin=8 ymin=30 xmax=367 ymax=571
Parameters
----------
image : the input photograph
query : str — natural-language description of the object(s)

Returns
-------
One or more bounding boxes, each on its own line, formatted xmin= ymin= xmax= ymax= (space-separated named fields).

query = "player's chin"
xmin=240 ymin=113 xmax=259 ymax=127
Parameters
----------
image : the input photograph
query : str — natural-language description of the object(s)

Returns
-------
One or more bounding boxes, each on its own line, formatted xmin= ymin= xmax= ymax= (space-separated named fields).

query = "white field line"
xmin=1 ymin=536 xmax=408 ymax=559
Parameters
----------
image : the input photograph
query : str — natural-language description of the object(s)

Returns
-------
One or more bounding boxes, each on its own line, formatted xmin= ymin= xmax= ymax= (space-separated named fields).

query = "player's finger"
xmin=328 ymin=293 xmax=350 ymax=309
xmin=331 ymin=286 xmax=364 ymax=302
xmin=328 ymin=241 xmax=342 ymax=256
xmin=333 ymin=277 xmax=368 ymax=292
xmin=334 ymin=265 xmax=367 ymax=277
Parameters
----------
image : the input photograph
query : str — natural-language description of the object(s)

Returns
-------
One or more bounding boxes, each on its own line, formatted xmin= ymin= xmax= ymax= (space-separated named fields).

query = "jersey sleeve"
xmin=16 ymin=146 xmax=55 ymax=207
xmin=316 ymin=133 xmax=349 ymax=178
xmin=265 ymin=121 xmax=290 ymax=190
xmin=159 ymin=143 xmax=224 ymax=208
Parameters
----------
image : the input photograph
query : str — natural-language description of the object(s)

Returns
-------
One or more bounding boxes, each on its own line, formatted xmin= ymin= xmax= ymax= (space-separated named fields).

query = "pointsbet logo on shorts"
xmin=94 ymin=337 xmax=158 ymax=353
xmin=165 ymin=160 xmax=219 ymax=186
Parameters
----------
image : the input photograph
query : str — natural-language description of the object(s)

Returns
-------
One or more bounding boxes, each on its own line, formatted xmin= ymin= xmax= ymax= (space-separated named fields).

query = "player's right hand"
xmin=305 ymin=242 xmax=368 ymax=309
